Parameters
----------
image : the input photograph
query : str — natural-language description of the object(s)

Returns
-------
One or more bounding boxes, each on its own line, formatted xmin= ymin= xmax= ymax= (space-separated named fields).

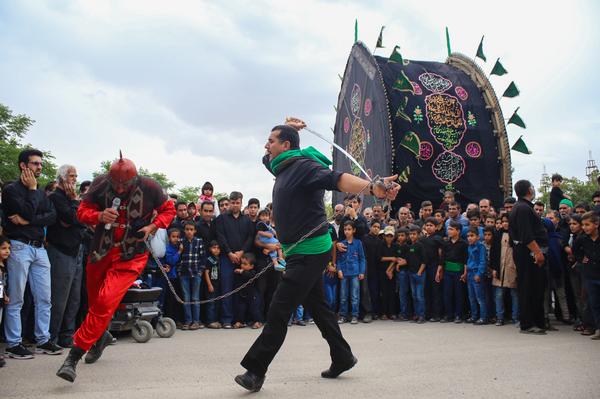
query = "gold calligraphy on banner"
xmin=425 ymin=93 xmax=466 ymax=151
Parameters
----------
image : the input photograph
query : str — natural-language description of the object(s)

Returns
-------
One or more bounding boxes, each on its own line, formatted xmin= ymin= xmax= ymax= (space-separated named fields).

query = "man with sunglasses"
xmin=56 ymin=153 xmax=175 ymax=383
xmin=2 ymin=149 xmax=60 ymax=360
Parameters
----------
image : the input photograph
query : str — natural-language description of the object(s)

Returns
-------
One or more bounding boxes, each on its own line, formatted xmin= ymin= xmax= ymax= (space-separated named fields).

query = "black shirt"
xmin=265 ymin=155 xmax=343 ymax=245
xmin=362 ymin=233 xmax=382 ymax=274
xmin=195 ymin=219 xmax=217 ymax=245
xmin=215 ymin=212 xmax=255 ymax=254
xmin=509 ymin=199 xmax=548 ymax=247
xmin=380 ymin=242 xmax=398 ymax=271
xmin=1 ymin=181 xmax=56 ymax=242
xmin=46 ymin=188 xmax=85 ymax=256
xmin=337 ymin=214 xmax=368 ymax=240
xmin=442 ymin=239 xmax=468 ymax=264
xmin=572 ymin=233 xmax=600 ymax=280
xmin=169 ymin=217 xmax=186 ymax=235
xmin=550 ymin=187 xmax=565 ymax=211
xmin=420 ymin=235 xmax=443 ymax=266
xmin=406 ymin=241 xmax=425 ymax=273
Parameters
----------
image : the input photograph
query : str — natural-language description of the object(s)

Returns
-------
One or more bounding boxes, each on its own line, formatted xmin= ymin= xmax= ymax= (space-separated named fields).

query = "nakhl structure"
xmin=332 ymin=38 xmax=528 ymax=210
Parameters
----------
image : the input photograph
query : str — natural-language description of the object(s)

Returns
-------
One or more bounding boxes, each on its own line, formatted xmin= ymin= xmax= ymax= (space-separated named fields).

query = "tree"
xmin=539 ymin=172 xmax=599 ymax=208
xmin=0 ymin=103 xmax=57 ymax=187
xmin=92 ymin=160 xmax=176 ymax=192
xmin=176 ymin=186 xmax=201 ymax=204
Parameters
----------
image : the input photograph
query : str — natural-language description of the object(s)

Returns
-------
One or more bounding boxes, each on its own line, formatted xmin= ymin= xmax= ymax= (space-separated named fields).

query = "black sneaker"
xmin=35 ymin=341 xmax=64 ymax=355
xmin=6 ymin=344 xmax=34 ymax=359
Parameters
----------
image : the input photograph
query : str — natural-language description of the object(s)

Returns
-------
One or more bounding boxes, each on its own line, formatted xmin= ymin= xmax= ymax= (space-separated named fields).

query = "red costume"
xmin=72 ymin=159 xmax=175 ymax=351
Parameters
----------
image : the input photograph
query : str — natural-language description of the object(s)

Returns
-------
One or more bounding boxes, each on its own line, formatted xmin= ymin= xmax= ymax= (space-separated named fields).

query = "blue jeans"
xmin=323 ymin=274 xmax=338 ymax=312
xmin=409 ymin=272 xmax=426 ymax=318
xmin=495 ymin=286 xmax=518 ymax=321
xmin=585 ymin=278 xmax=600 ymax=329
xmin=219 ymin=255 xmax=235 ymax=324
xmin=467 ymin=273 xmax=487 ymax=320
xmin=443 ymin=270 xmax=465 ymax=319
xmin=4 ymin=241 xmax=52 ymax=346
xmin=397 ymin=269 xmax=410 ymax=317
xmin=180 ymin=275 xmax=201 ymax=324
xmin=206 ymin=282 xmax=220 ymax=323
xmin=339 ymin=276 xmax=360 ymax=318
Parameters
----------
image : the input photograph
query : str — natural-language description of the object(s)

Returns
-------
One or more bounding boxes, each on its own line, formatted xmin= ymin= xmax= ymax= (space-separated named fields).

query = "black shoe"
xmin=5 ymin=344 xmax=34 ymax=359
xmin=362 ymin=314 xmax=373 ymax=323
xmin=454 ymin=317 xmax=463 ymax=324
xmin=296 ymin=320 xmax=307 ymax=326
xmin=519 ymin=327 xmax=547 ymax=335
xmin=234 ymin=371 xmax=265 ymax=392
xmin=465 ymin=318 xmax=475 ymax=324
xmin=321 ymin=356 xmax=358 ymax=379
xmin=416 ymin=317 xmax=426 ymax=324
xmin=56 ymin=346 xmax=86 ymax=383
xmin=474 ymin=319 xmax=487 ymax=326
xmin=35 ymin=341 xmax=64 ymax=355
xmin=85 ymin=331 xmax=112 ymax=364
xmin=439 ymin=317 xmax=451 ymax=323
xmin=428 ymin=317 xmax=440 ymax=322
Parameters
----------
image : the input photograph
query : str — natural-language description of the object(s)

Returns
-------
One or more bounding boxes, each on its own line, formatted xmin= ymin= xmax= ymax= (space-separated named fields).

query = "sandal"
xmin=252 ymin=322 xmax=263 ymax=329
xmin=233 ymin=322 xmax=245 ymax=329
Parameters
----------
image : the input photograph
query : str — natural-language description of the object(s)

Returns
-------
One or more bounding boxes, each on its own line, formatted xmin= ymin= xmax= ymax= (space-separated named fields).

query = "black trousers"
xmin=241 ymin=251 xmax=353 ymax=377
xmin=513 ymin=245 xmax=546 ymax=330
xmin=425 ymin=264 xmax=443 ymax=319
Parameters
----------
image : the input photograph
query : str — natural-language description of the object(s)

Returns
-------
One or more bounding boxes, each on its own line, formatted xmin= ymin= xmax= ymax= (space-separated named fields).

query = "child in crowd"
xmin=484 ymin=216 xmax=496 ymax=229
xmin=421 ymin=217 xmax=444 ymax=321
xmin=337 ymin=221 xmax=366 ymax=324
xmin=441 ymin=221 xmax=468 ymax=323
xmin=466 ymin=227 xmax=488 ymax=325
xmin=565 ymin=215 xmax=593 ymax=333
xmin=323 ymin=224 xmax=340 ymax=313
xmin=178 ymin=221 xmax=206 ymax=330
xmin=204 ymin=241 xmax=222 ymax=329
xmin=433 ymin=210 xmax=446 ymax=237
xmin=198 ymin=181 xmax=215 ymax=204
xmin=490 ymin=217 xmax=518 ymax=326
xmin=482 ymin=226 xmax=496 ymax=322
xmin=467 ymin=209 xmax=484 ymax=240
xmin=407 ymin=225 xmax=426 ymax=323
xmin=162 ymin=228 xmax=182 ymax=322
xmin=233 ymin=253 xmax=262 ymax=329
xmin=573 ymin=212 xmax=600 ymax=340
xmin=495 ymin=217 xmax=503 ymax=231
xmin=395 ymin=227 xmax=410 ymax=321
xmin=544 ymin=211 xmax=571 ymax=324
xmin=379 ymin=226 xmax=398 ymax=319
xmin=362 ymin=221 xmax=383 ymax=317
xmin=256 ymin=209 xmax=286 ymax=271
xmin=0 ymin=236 xmax=11 ymax=367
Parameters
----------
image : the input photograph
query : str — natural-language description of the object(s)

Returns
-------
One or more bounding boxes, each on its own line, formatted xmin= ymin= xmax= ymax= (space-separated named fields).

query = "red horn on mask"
xmin=109 ymin=150 xmax=137 ymax=183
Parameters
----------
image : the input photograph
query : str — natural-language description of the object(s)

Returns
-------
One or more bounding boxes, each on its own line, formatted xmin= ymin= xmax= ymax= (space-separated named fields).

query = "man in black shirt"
xmin=169 ymin=201 xmax=189 ymax=234
xmin=195 ymin=201 xmax=217 ymax=244
xmin=2 ymin=149 xmax=61 ymax=359
xmin=235 ymin=119 xmax=399 ymax=392
xmin=215 ymin=191 xmax=255 ymax=329
xmin=509 ymin=180 xmax=548 ymax=334
xmin=47 ymin=164 xmax=85 ymax=348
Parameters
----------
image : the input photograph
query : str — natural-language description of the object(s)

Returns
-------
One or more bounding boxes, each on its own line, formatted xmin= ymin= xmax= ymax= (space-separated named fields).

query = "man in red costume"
xmin=56 ymin=154 xmax=175 ymax=382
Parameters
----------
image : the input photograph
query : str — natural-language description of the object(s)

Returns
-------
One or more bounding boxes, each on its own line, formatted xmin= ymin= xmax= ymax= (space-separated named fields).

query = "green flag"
xmin=445 ymin=27 xmax=451 ymax=57
xmin=354 ymin=19 xmax=358 ymax=43
xmin=388 ymin=46 xmax=404 ymax=63
xmin=502 ymin=81 xmax=520 ymax=98
xmin=392 ymin=70 xmax=414 ymax=93
xmin=400 ymin=131 xmax=421 ymax=157
xmin=476 ymin=36 xmax=486 ymax=62
xmin=511 ymin=136 xmax=531 ymax=154
xmin=508 ymin=107 xmax=526 ymax=128
xmin=395 ymin=96 xmax=411 ymax=122
xmin=490 ymin=58 xmax=508 ymax=76
xmin=376 ymin=26 xmax=385 ymax=48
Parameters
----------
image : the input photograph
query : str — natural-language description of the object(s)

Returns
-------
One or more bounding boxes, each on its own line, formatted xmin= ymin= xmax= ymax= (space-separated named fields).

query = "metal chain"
xmin=145 ymin=175 xmax=383 ymax=305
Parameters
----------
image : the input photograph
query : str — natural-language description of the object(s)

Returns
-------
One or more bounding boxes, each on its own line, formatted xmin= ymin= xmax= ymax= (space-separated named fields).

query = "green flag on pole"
xmin=508 ymin=107 xmax=526 ymax=128
xmin=476 ymin=36 xmax=486 ymax=62
xmin=445 ymin=27 xmax=452 ymax=57
xmin=388 ymin=46 xmax=404 ymax=63
xmin=511 ymin=136 xmax=531 ymax=154
xmin=490 ymin=58 xmax=508 ymax=76
xmin=393 ymin=70 xmax=414 ymax=93
xmin=376 ymin=26 xmax=385 ymax=48
xmin=354 ymin=19 xmax=358 ymax=43
xmin=502 ymin=81 xmax=520 ymax=98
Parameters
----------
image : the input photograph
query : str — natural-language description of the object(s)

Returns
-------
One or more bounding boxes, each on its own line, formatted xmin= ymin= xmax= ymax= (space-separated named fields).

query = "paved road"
xmin=2 ymin=321 xmax=599 ymax=398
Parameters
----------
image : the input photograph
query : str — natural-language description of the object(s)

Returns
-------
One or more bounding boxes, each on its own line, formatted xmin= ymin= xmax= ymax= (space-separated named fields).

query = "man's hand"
xmin=358 ymin=274 xmax=365 ymax=281
xmin=207 ymin=283 xmax=215 ymax=293
xmin=285 ymin=116 xmax=306 ymax=131
xmin=229 ymin=252 xmax=241 ymax=264
xmin=9 ymin=214 xmax=29 ymax=226
xmin=20 ymin=168 xmax=37 ymax=190
xmin=460 ymin=272 xmax=467 ymax=283
xmin=345 ymin=206 xmax=357 ymax=219
xmin=234 ymin=268 xmax=242 ymax=274
xmin=372 ymin=175 xmax=401 ymax=200
xmin=474 ymin=275 xmax=481 ymax=283
xmin=534 ymin=251 xmax=545 ymax=267
xmin=435 ymin=269 xmax=443 ymax=283
xmin=179 ymin=244 xmax=184 ymax=254
xmin=386 ymin=269 xmax=394 ymax=280
xmin=337 ymin=270 xmax=344 ymax=279
xmin=137 ymin=223 xmax=157 ymax=241
xmin=336 ymin=242 xmax=347 ymax=253
xmin=63 ymin=182 xmax=77 ymax=200
xmin=99 ymin=208 xmax=119 ymax=225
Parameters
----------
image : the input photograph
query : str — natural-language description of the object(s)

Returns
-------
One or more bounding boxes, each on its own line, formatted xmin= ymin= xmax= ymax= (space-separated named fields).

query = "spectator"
xmin=331 ymin=204 xmax=345 ymax=235
xmin=379 ymin=226 xmax=399 ymax=320
xmin=187 ymin=202 xmax=199 ymax=222
xmin=395 ymin=227 xmax=410 ymax=321
xmin=397 ymin=207 xmax=411 ymax=229
xmin=503 ymin=197 xmax=516 ymax=214
xmin=479 ymin=198 xmax=492 ymax=222
xmin=44 ymin=181 xmax=57 ymax=195
xmin=407 ymin=225 xmax=426 ymax=323
xmin=217 ymin=197 xmax=230 ymax=215
xmin=255 ymin=209 xmax=285 ymax=271
xmin=509 ymin=180 xmax=548 ymax=335
xmin=591 ymin=191 xmax=600 ymax=214
xmin=421 ymin=217 xmax=444 ymax=321
xmin=47 ymin=164 xmax=85 ymax=348
xmin=2 ymin=149 xmax=61 ymax=359
xmin=362 ymin=207 xmax=373 ymax=222
xmin=336 ymin=221 xmax=365 ymax=324
xmin=543 ymin=211 xmax=572 ymax=325
xmin=162 ymin=228 xmax=183 ymax=323
xmin=247 ymin=198 xmax=260 ymax=224
xmin=533 ymin=201 xmax=545 ymax=218
xmin=574 ymin=203 xmax=589 ymax=216
xmin=0 ymin=236 xmax=10 ymax=367
xmin=371 ymin=204 xmax=386 ymax=226
xmin=215 ymin=191 xmax=255 ymax=329
xmin=233 ymin=253 xmax=262 ymax=329
xmin=444 ymin=201 xmax=468 ymax=238
xmin=441 ymin=221 xmax=468 ymax=323
xmin=323 ymin=224 xmax=339 ymax=313
xmin=199 ymin=181 xmax=215 ymax=205
xmin=79 ymin=180 xmax=91 ymax=196
xmin=363 ymin=221 xmax=383 ymax=320
xmin=466 ymin=227 xmax=488 ymax=325
xmin=336 ymin=194 xmax=368 ymax=240
xmin=205 ymin=241 xmax=222 ymax=329
xmin=195 ymin=201 xmax=217 ymax=244
xmin=415 ymin=201 xmax=433 ymax=227
xmin=170 ymin=201 xmax=189 ymax=234
xmin=550 ymin=174 xmax=570 ymax=211
xmin=177 ymin=221 xmax=206 ymax=330
xmin=440 ymin=190 xmax=455 ymax=211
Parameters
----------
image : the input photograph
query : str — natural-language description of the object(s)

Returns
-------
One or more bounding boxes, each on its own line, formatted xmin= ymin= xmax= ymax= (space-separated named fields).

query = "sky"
xmin=1 ymin=0 xmax=599 ymax=205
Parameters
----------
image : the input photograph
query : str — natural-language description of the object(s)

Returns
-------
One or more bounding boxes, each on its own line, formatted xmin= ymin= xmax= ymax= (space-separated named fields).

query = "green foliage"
xmin=0 ymin=103 xmax=57 ymax=187
xmin=92 ymin=160 xmax=176 ymax=192
xmin=176 ymin=186 xmax=201 ymax=204
xmin=214 ymin=192 xmax=228 ymax=201
xmin=539 ymin=172 xmax=600 ymax=207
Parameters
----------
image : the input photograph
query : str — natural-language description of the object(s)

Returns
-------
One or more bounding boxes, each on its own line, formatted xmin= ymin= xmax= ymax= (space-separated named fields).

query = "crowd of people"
xmin=1 ymin=150 xmax=600 ymax=370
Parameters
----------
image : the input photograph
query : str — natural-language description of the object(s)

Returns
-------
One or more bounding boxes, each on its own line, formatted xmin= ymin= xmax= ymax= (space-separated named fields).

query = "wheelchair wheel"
xmin=132 ymin=320 xmax=153 ymax=343
xmin=156 ymin=317 xmax=176 ymax=338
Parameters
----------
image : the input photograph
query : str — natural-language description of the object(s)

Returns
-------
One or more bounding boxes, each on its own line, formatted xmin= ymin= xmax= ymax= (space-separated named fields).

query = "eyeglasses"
xmin=28 ymin=161 xmax=43 ymax=166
